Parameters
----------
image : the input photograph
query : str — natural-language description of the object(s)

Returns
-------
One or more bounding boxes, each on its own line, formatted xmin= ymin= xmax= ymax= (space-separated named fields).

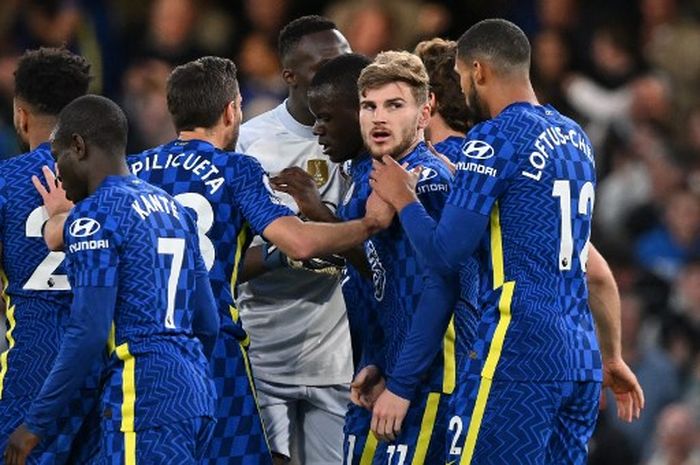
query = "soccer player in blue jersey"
xmin=367 ymin=19 xmax=644 ymax=464
xmin=414 ymin=38 xmax=472 ymax=164
xmin=5 ymin=94 xmax=221 ymax=465
xmin=0 ymin=47 xmax=98 ymax=465
xmin=354 ymin=50 xmax=456 ymax=465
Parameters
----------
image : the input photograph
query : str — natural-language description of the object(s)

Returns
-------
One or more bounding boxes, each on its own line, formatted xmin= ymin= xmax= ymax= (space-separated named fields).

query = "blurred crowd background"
xmin=0 ymin=0 xmax=699 ymax=463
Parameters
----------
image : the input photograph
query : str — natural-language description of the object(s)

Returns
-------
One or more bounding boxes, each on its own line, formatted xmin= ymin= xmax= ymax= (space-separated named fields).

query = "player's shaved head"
xmin=309 ymin=53 xmax=371 ymax=108
xmin=14 ymin=47 xmax=91 ymax=115
xmin=278 ymin=15 xmax=338 ymax=64
xmin=167 ymin=56 xmax=239 ymax=132
xmin=54 ymin=95 xmax=128 ymax=156
xmin=457 ymin=19 xmax=531 ymax=77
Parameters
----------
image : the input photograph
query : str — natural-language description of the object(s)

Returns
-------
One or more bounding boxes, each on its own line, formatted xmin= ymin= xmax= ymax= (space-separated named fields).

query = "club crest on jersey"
xmin=307 ymin=159 xmax=329 ymax=187
xmin=462 ymin=140 xmax=495 ymax=160
xmin=69 ymin=218 xmax=101 ymax=237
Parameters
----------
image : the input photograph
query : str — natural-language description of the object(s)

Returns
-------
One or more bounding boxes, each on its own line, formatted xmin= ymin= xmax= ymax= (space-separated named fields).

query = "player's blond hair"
xmin=358 ymin=50 xmax=429 ymax=105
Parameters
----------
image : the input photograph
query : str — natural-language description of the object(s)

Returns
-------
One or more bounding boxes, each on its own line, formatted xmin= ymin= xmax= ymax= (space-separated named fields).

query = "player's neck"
xmin=88 ymin=160 xmax=131 ymax=195
xmin=178 ymin=128 xmax=226 ymax=150
xmin=285 ymin=96 xmax=315 ymax=127
xmin=427 ymin=116 xmax=463 ymax=145
xmin=26 ymin=116 xmax=57 ymax=151
xmin=488 ymin=80 xmax=539 ymax=118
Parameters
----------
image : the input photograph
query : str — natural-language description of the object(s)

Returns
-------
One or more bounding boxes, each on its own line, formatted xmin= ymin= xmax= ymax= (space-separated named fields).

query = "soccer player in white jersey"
xmin=235 ymin=15 xmax=352 ymax=465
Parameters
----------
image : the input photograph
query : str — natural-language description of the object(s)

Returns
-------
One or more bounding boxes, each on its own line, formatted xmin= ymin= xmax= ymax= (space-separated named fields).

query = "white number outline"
xmin=552 ymin=180 xmax=595 ymax=272
xmin=386 ymin=444 xmax=408 ymax=465
xmin=173 ymin=193 xmax=215 ymax=271
xmin=346 ymin=434 xmax=356 ymax=464
xmin=23 ymin=206 xmax=70 ymax=291
xmin=158 ymin=237 xmax=185 ymax=329
xmin=448 ymin=415 xmax=464 ymax=456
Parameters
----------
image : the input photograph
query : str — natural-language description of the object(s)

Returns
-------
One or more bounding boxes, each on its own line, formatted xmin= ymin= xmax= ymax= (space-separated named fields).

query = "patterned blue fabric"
xmin=432 ymin=136 xmax=465 ymax=164
xmin=450 ymin=103 xmax=601 ymax=382
xmin=128 ymin=139 xmax=292 ymax=342
xmin=128 ymin=139 xmax=283 ymax=463
xmin=0 ymin=144 xmax=72 ymax=400
xmin=63 ymin=175 xmax=216 ymax=432
xmin=447 ymin=376 xmax=600 ymax=465
xmin=366 ymin=142 xmax=453 ymax=391
xmin=101 ymin=416 xmax=215 ymax=465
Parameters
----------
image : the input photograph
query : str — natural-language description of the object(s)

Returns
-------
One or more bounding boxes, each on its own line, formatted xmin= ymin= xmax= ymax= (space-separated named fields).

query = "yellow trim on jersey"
xmin=238 ymin=341 xmax=272 ymax=451
xmin=442 ymin=317 xmax=456 ymax=394
xmin=107 ymin=322 xmax=116 ymax=354
xmin=359 ymin=430 xmax=378 ymax=465
xmin=116 ymin=343 xmax=136 ymax=432
xmin=411 ymin=392 xmax=441 ymax=464
xmin=459 ymin=281 xmax=515 ymax=465
xmin=490 ymin=203 xmax=504 ymax=289
xmin=0 ymin=269 xmax=15 ymax=399
xmin=124 ymin=431 xmax=136 ymax=465
xmin=228 ymin=227 xmax=248 ymax=316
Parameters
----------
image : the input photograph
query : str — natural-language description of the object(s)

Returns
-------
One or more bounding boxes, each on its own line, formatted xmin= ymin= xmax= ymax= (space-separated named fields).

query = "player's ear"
xmin=417 ymin=99 xmax=431 ymax=130
xmin=428 ymin=92 xmax=437 ymax=116
xmin=473 ymin=60 xmax=486 ymax=86
xmin=15 ymin=105 xmax=29 ymax=138
xmin=72 ymin=133 xmax=87 ymax=160
xmin=282 ymin=68 xmax=296 ymax=87
xmin=223 ymin=100 xmax=235 ymax=127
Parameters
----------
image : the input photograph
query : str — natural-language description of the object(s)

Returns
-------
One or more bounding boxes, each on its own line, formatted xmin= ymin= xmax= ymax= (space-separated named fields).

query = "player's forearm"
xmin=386 ymin=272 xmax=459 ymax=400
xmin=587 ymin=245 xmax=622 ymax=361
xmin=42 ymin=213 xmax=68 ymax=251
xmin=399 ymin=202 xmax=487 ymax=275
xmin=264 ymin=216 xmax=379 ymax=261
xmin=25 ymin=286 xmax=115 ymax=437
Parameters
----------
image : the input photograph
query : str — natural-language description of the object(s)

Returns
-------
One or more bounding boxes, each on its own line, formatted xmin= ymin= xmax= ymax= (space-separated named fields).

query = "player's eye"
xmin=360 ymin=102 xmax=375 ymax=111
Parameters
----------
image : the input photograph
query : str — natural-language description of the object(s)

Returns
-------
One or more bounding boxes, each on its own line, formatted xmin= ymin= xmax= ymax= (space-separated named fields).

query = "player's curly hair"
xmin=167 ymin=56 xmax=239 ymax=132
xmin=358 ymin=51 xmax=429 ymax=105
xmin=278 ymin=15 xmax=337 ymax=62
xmin=414 ymin=38 xmax=471 ymax=134
xmin=14 ymin=47 xmax=91 ymax=115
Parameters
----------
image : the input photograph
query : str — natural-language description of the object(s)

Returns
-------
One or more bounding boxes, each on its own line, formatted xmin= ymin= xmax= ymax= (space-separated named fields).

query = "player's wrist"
xmin=393 ymin=193 xmax=419 ymax=213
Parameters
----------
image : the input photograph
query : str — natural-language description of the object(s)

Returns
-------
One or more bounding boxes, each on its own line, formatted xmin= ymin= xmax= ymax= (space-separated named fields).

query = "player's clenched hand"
xmin=31 ymin=165 xmax=73 ymax=217
xmin=270 ymin=168 xmax=325 ymax=219
xmin=350 ymin=365 xmax=386 ymax=410
xmin=364 ymin=191 xmax=394 ymax=231
xmin=4 ymin=423 xmax=40 ymax=465
xmin=371 ymin=389 xmax=410 ymax=442
xmin=602 ymin=357 xmax=644 ymax=422
xmin=369 ymin=156 xmax=421 ymax=212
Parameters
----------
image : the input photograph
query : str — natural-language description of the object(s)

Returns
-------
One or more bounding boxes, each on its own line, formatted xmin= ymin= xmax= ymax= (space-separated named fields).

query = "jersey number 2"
xmin=23 ymin=206 xmax=69 ymax=291
xmin=552 ymin=180 xmax=594 ymax=271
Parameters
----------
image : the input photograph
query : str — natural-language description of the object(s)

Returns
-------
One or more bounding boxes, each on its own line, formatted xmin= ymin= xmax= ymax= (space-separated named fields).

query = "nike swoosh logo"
xmin=446 ymin=461 xmax=456 ymax=465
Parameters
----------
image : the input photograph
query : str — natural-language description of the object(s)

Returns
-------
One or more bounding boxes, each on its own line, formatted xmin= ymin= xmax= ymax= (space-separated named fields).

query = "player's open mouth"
xmin=371 ymin=129 xmax=391 ymax=143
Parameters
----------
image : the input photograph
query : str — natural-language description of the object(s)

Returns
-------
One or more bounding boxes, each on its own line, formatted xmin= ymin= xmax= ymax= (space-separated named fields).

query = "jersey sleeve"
xmin=63 ymin=201 xmax=122 ymax=288
xmin=230 ymin=156 xmax=294 ymax=235
xmin=414 ymin=164 xmax=451 ymax=221
xmin=447 ymin=121 xmax=520 ymax=216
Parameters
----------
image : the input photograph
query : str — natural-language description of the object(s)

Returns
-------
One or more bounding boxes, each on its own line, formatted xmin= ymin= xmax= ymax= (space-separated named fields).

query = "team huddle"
xmin=0 ymin=15 xmax=644 ymax=465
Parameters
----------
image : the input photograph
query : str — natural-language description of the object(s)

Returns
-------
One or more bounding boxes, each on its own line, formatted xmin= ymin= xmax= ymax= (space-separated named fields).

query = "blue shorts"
xmin=343 ymin=389 xmax=450 ymax=465
xmin=201 ymin=333 xmax=272 ymax=465
xmin=101 ymin=416 xmax=214 ymax=465
xmin=447 ymin=376 xmax=601 ymax=465
xmin=0 ymin=388 xmax=100 ymax=465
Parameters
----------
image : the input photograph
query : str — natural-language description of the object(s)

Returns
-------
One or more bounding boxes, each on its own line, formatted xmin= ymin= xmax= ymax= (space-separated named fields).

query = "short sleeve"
xmin=63 ymin=203 xmax=121 ymax=288
xmin=231 ymin=156 xmax=293 ymax=235
xmin=447 ymin=121 xmax=520 ymax=216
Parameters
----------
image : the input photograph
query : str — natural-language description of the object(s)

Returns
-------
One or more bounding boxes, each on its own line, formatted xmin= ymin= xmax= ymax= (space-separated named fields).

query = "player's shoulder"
xmin=0 ymin=144 xmax=52 ymax=175
xmin=238 ymin=106 xmax=283 ymax=146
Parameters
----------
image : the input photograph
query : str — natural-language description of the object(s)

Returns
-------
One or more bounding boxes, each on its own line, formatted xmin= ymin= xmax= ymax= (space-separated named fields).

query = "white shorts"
xmin=255 ymin=378 xmax=350 ymax=465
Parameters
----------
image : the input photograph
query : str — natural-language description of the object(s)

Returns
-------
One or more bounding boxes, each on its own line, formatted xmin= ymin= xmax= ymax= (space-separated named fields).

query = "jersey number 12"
xmin=552 ymin=180 xmax=594 ymax=272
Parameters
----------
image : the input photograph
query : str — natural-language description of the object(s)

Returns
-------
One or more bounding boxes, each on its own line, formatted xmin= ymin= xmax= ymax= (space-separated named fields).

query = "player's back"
xmin=64 ymin=175 xmax=215 ymax=431
xmin=0 ymin=144 xmax=72 ymax=400
xmin=459 ymin=102 xmax=600 ymax=382
xmin=433 ymin=135 xmax=466 ymax=164
xmin=128 ymin=139 xmax=289 ymax=341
